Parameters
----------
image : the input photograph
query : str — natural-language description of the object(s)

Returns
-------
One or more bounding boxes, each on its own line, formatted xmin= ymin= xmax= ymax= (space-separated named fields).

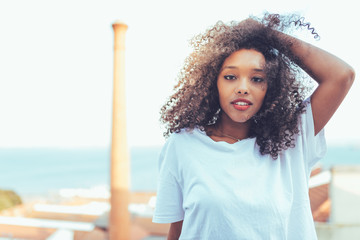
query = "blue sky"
xmin=0 ymin=0 xmax=358 ymax=148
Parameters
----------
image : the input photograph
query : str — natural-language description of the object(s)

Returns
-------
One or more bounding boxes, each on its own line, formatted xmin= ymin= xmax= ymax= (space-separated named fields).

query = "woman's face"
xmin=217 ymin=48 xmax=268 ymax=123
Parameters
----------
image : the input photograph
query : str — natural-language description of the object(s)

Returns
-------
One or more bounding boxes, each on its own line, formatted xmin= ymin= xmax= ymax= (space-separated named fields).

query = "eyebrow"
xmin=221 ymin=66 xmax=264 ymax=72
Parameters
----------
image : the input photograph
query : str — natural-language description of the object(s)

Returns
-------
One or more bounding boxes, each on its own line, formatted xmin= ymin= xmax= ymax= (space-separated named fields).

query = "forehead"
xmin=222 ymin=49 xmax=266 ymax=69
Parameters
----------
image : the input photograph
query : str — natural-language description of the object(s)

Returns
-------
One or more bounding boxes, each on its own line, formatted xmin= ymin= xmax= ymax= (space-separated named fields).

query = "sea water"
xmin=0 ymin=147 xmax=161 ymax=197
xmin=0 ymin=145 xmax=359 ymax=198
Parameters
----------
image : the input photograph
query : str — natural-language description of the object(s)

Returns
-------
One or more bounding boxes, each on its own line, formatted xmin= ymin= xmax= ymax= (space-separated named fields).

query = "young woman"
xmin=152 ymin=13 xmax=355 ymax=240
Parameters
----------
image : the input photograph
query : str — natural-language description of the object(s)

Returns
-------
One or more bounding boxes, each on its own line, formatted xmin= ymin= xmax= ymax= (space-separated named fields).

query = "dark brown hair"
xmin=160 ymin=13 xmax=318 ymax=159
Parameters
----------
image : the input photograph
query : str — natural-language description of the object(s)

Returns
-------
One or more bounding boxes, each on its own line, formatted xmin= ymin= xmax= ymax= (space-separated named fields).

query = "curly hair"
xmin=160 ymin=13 xmax=319 ymax=159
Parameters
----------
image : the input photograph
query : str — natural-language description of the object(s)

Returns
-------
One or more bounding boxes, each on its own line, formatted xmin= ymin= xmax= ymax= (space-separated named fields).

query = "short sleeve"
xmin=300 ymin=97 xmax=327 ymax=171
xmin=152 ymin=136 xmax=184 ymax=223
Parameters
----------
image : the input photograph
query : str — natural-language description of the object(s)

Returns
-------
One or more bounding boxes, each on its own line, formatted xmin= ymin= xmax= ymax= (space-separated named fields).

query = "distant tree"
xmin=0 ymin=189 xmax=22 ymax=211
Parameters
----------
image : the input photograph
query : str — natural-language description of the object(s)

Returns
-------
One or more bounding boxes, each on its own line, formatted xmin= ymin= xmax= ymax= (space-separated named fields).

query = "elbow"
xmin=345 ymin=67 xmax=355 ymax=89
xmin=348 ymin=66 xmax=356 ymax=84
xmin=340 ymin=66 xmax=355 ymax=91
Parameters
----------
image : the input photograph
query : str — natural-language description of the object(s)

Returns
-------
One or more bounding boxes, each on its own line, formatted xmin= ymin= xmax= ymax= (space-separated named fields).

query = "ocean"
xmin=0 ymin=145 xmax=359 ymax=198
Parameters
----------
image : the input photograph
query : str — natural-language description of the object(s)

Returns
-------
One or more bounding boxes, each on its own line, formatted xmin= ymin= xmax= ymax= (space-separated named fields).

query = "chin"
xmin=231 ymin=115 xmax=252 ymax=123
xmin=221 ymin=109 xmax=254 ymax=124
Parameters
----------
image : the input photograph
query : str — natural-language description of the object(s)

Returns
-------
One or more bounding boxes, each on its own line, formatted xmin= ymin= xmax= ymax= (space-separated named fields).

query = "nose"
xmin=235 ymin=78 xmax=249 ymax=95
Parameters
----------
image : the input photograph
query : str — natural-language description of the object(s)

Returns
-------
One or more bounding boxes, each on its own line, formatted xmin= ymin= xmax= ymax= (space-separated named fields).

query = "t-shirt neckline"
xmin=193 ymin=127 xmax=255 ymax=147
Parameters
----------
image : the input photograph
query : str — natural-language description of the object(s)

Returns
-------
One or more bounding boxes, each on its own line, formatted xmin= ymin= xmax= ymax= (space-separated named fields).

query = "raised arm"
xmin=274 ymin=31 xmax=355 ymax=135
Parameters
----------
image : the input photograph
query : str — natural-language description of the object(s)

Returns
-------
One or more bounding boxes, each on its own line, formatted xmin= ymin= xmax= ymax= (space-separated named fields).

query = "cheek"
xmin=217 ymin=82 xmax=227 ymax=102
xmin=218 ymin=93 xmax=226 ymax=108
xmin=254 ymin=87 xmax=267 ymax=109
xmin=218 ymin=80 xmax=234 ymax=95
xmin=260 ymin=83 xmax=268 ymax=100
xmin=260 ymin=80 xmax=268 ymax=91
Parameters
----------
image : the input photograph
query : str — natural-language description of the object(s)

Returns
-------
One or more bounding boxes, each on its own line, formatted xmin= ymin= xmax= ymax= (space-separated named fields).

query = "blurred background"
xmin=0 ymin=0 xmax=359 ymax=239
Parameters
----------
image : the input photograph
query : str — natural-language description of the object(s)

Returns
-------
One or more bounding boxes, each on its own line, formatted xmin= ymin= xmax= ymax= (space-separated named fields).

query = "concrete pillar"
xmin=110 ymin=21 xmax=130 ymax=240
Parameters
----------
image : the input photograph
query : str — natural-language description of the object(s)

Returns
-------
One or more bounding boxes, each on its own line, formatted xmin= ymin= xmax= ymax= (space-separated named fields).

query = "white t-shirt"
xmin=153 ymin=100 xmax=326 ymax=240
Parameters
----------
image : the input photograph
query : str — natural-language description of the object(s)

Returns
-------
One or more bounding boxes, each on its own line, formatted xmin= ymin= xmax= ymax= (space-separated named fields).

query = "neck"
xmin=212 ymin=112 xmax=251 ymax=142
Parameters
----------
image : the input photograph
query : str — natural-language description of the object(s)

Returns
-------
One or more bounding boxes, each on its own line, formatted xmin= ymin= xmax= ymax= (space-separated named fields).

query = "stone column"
xmin=110 ymin=21 xmax=130 ymax=240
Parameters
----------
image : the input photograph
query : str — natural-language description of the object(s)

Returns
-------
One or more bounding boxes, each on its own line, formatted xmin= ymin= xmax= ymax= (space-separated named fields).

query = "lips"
xmin=231 ymin=98 xmax=253 ymax=111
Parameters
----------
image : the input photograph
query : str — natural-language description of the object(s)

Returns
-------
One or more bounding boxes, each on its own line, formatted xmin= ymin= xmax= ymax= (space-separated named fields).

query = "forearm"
xmin=273 ymin=31 xmax=355 ymax=85
xmin=272 ymin=29 xmax=355 ymax=134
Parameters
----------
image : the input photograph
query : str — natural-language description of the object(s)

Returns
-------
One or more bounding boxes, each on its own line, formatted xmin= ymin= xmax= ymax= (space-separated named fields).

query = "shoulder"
xmin=160 ymin=127 xmax=206 ymax=160
xmin=166 ymin=128 xmax=200 ymax=145
xmin=158 ymin=128 xmax=200 ymax=173
xmin=293 ymin=97 xmax=327 ymax=169
xmin=160 ymin=128 xmax=197 ymax=155
xmin=298 ymin=97 xmax=315 ymax=132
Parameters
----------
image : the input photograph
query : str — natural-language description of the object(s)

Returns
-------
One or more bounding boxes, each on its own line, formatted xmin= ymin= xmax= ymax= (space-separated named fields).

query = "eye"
xmin=224 ymin=75 xmax=236 ymax=80
xmin=252 ymin=77 xmax=264 ymax=83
